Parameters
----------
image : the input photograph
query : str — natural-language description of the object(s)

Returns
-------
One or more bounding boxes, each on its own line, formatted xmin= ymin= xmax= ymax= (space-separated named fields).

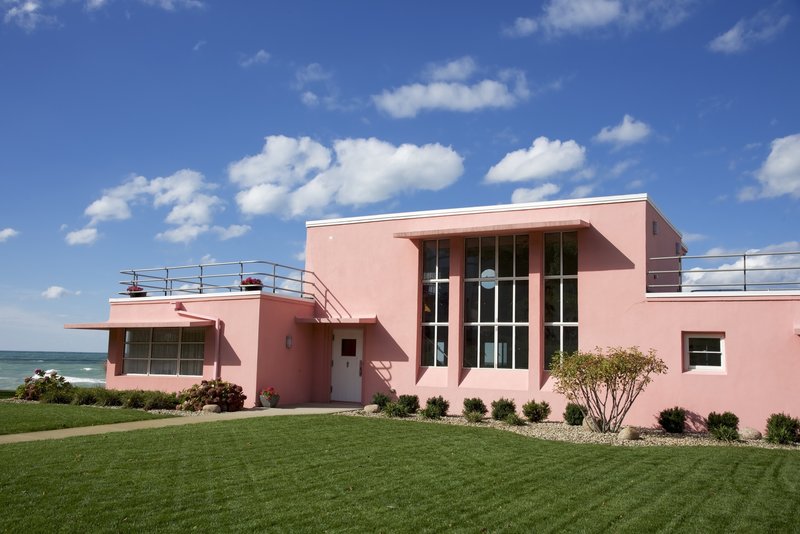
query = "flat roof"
xmin=65 ymin=319 xmax=216 ymax=330
xmin=394 ymin=219 xmax=590 ymax=239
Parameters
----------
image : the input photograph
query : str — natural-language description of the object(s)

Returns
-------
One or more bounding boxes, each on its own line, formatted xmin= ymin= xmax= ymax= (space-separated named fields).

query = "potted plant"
xmin=127 ymin=284 xmax=146 ymax=298
xmin=259 ymin=386 xmax=280 ymax=408
xmin=240 ymin=277 xmax=263 ymax=292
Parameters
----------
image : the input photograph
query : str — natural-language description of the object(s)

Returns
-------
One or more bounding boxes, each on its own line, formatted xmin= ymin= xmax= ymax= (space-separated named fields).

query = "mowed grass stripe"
xmin=0 ymin=415 xmax=798 ymax=533
xmin=0 ymin=402 xmax=174 ymax=435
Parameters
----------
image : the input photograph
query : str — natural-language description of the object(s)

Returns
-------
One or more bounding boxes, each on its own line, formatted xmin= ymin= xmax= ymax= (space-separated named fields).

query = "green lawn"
xmin=0 ymin=416 xmax=798 ymax=532
xmin=0 ymin=402 xmax=174 ymax=435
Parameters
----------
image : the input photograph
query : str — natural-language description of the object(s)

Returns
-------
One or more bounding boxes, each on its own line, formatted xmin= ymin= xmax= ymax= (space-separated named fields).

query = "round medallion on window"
xmin=480 ymin=268 xmax=496 ymax=289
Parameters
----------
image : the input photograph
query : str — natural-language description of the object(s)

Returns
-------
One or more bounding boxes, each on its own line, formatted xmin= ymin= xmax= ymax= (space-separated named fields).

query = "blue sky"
xmin=1 ymin=0 xmax=798 ymax=352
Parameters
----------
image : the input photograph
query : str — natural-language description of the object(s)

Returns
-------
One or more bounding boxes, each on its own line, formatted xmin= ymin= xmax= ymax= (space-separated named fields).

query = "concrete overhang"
xmin=65 ymin=319 xmax=216 ymax=330
xmin=295 ymin=316 xmax=377 ymax=325
xmin=393 ymin=219 xmax=590 ymax=240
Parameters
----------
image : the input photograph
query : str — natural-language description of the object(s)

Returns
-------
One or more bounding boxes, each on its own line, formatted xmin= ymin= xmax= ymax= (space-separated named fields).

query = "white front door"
xmin=331 ymin=329 xmax=363 ymax=402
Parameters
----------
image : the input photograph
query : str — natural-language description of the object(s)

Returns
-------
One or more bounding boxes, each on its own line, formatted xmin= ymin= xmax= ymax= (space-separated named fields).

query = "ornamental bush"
xmin=420 ymin=396 xmax=449 ymax=419
xmin=550 ymin=346 xmax=667 ymax=433
xmin=522 ymin=400 xmax=551 ymax=423
xmin=658 ymin=406 xmax=687 ymax=434
xmin=765 ymin=413 xmax=800 ymax=445
xmin=463 ymin=397 xmax=487 ymax=416
xmin=710 ymin=425 xmax=740 ymax=442
xmin=707 ymin=411 xmax=739 ymax=432
xmin=15 ymin=369 xmax=73 ymax=401
xmin=179 ymin=380 xmax=246 ymax=412
xmin=383 ymin=401 xmax=409 ymax=418
xmin=40 ymin=389 xmax=74 ymax=404
xmin=564 ymin=403 xmax=585 ymax=426
xmin=491 ymin=398 xmax=517 ymax=421
xmin=71 ymin=388 xmax=100 ymax=406
xmin=464 ymin=411 xmax=484 ymax=423
xmin=371 ymin=391 xmax=390 ymax=409
xmin=505 ymin=413 xmax=526 ymax=426
xmin=397 ymin=394 xmax=420 ymax=414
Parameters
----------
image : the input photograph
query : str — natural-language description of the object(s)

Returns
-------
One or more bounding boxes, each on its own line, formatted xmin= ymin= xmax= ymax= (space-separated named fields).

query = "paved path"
xmin=0 ymin=403 xmax=361 ymax=445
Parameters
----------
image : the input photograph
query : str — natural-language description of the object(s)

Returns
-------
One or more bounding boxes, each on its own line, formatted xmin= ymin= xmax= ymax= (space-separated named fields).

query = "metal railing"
xmin=120 ymin=260 xmax=314 ymax=299
xmin=648 ymin=251 xmax=800 ymax=292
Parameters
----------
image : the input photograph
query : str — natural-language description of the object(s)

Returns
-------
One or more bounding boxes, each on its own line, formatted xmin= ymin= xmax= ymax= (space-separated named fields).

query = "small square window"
xmin=684 ymin=333 xmax=725 ymax=371
xmin=341 ymin=338 xmax=357 ymax=357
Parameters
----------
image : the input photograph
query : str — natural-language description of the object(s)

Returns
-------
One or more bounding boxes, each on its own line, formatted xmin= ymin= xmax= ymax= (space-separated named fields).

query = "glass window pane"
xmin=150 ymin=360 xmax=177 ymax=375
xmin=563 ymin=279 xmax=578 ymax=322
xmin=465 ymin=238 xmax=479 ymax=279
xmin=181 ymin=343 xmax=205 ymax=360
xmin=422 ymin=326 xmax=435 ymax=366
xmin=563 ymin=326 xmax=578 ymax=354
xmin=464 ymin=282 xmax=479 ymax=323
xmin=463 ymin=326 xmax=478 ymax=368
xmin=498 ymin=236 xmax=514 ymax=277
xmin=422 ymin=283 xmax=436 ymax=323
xmin=123 ymin=358 xmax=148 ymax=374
xmin=480 ymin=284 xmax=495 ymax=323
xmin=544 ymin=280 xmax=560 ymax=323
xmin=437 ymin=283 xmax=449 ymax=323
xmin=438 ymin=240 xmax=450 ymax=279
xmin=515 ymin=326 xmax=529 ymax=370
xmin=180 ymin=360 xmax=203 ymax=376
xmin=515 ymin=235 xmax=529 ymax=277
xmin=182 ymin=327 xmax=205 ymax=343
xmin=689 ymin=337 xmax=720 ymax=352
xmin=497 ymin=326 xmax=513 ymax=369
xmin=498 ymin=281 xmax=513 ymax=322
xmin=480 ymin=325 xmax=495 ymax=368
xmin=480 ymin=237 xmax=496 ymax=274
xmin=544 ymin=233 xmax=561 ymax=276
xmin=153 ymin=328 xmax=179 ymax=343
xmin=436 ymin=326 xmax=448 ymax=366
xmin=126 ymin=329 xmax=150 ymax=343
xmin=544 ymin=326 xmax=560 ymax=371
xmin=152 ymin=343 xmax=178 ymax=359
xmin=125 ymin=344 xmax=149 ymax=358
xmin=423 ymin=241 xmax=437 ymax=280
xmin=563 ymin=232 xmax=578 ymax=276
xmin=516 ymin=280 xmax=529 ymax=323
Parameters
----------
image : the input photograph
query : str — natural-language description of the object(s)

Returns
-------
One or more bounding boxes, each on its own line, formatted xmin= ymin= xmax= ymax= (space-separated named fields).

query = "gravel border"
xmin=339 ymin=410 xmax=800 ymax=450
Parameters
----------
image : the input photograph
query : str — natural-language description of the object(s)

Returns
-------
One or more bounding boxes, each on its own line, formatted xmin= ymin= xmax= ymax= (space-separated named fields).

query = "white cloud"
xmin=65 ymin=227 xmax=99 ymax=246
xmin=156 ymin=224 xmax=209 ymax=243
xmin=741 ymin=133 xmax=800 ymax=200
xmin=213 ymin=224 xmax=251 ymax=240
xmin=41 ymin=286 xmax=79 ymax=299
xmin=295 ymin=63 xmax=332 ymax=88
xmin=292 ymin=63 xmax=358 ymax=111
xmin=301 ymin=91 xmax=319 ymax=107
xmin=3 ymin=1 xmax=56 ymax=31
xmin=139 ymin=0 xmax=204 ymax=10
xmin=681 ymin=232 xmax=707 ymax=243
xmin=594 ymin=114 xmax=652 ymax=147
xmin=239 ymin=49 xmax=270 ymax=68
xmin=511 ymin=183 xmax=560 ymax=203
xmin=485 ymin=136 xmax=586 ymax=183
xmin=0 ymin=228 xmax=19 ymax=242
xmin=294 ymin=247 xmax=306 ymax=262
xmin=231 ymin=136 xmax=464 ymax=217
xmin=423 ymin=56 xmax=478 ymax=82
xmin=543 ymin=0 xmax=621 ymax=32
xmin=569 ymin=184 xmax=596 ymax=198
xmin=192 ymin=40 xmax=206 ymax=52
xmin=503 ymin=17 xmax=539 ymax=37
xmin=709 ymin=5 xmax=791 ymax=54
xmin=85 ymin=0 xmax=108 ymax=10
xmin=609 ymin=159 xmax=638 ymax=177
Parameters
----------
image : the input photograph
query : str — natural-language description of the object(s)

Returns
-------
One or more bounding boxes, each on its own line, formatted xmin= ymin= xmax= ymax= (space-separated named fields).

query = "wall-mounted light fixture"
xmin=285 ymin=335 xmax=293 ymax=349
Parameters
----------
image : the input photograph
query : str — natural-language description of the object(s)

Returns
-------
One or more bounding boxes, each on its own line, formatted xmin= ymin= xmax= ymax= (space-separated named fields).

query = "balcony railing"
xmin=120 ymin=260 xmax=314 ymax=299
xmin=648 ymin=251 xmax=800 ymax=293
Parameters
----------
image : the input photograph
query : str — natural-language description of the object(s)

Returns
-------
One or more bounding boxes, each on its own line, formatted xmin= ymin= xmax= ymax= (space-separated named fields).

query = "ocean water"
xmin=0 ymin=350 xmax=107 ymax=391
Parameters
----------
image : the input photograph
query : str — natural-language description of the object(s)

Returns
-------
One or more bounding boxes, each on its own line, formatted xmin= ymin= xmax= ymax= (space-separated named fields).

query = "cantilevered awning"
xmin=393 ymin=219 xmax=590 ymax=239
xmin=295 ymin=315 xmax=377 ymax=325
xmin=64 ymin=319 xmax=216 ymax=330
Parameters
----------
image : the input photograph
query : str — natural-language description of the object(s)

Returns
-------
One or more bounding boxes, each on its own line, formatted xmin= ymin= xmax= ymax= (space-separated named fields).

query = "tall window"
xmin=123 ymin=327 xmax=205 ymax=376
xmin=544 ymin=232 xmax=578 ymax=370
xmin=463 ymin=235 xmax=529 ymax=369
xmin=421 ymin=240 xmax=449 ymax=367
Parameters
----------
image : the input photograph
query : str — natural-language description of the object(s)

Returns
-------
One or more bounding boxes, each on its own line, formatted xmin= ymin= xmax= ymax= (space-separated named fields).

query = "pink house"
xmin=66 ymin=193 xmax=800 ymax=429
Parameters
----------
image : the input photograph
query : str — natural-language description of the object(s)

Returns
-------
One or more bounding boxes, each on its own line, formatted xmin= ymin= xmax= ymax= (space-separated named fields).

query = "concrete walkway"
xmin=0 ymin=403 xmax=361 ymax=445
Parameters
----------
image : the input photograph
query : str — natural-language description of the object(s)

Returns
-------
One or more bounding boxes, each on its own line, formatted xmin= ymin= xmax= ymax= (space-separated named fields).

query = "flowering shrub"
xmin=179 ymin=379 xmax=246 ymax=412
xmin=241 ymin=277 xmax=263 ymax=286
xmin=15 ymin=369 xmax=73 ymax=401
xmin=260 ymin=386 xmax=278 ymax=399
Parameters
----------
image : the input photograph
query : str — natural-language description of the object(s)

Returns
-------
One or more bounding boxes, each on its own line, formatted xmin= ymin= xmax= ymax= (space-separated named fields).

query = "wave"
xmin=62 ymin=376 xmax=106 ymax=385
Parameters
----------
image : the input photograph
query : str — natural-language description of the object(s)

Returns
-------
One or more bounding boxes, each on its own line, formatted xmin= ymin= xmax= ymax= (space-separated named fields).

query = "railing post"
xmin=273 ymin=264 xmax=277 ymax=294
xmin=165 ymin=268 xmax=170 ymax=296
xmin=199 ymin=264 xmax=204 ymax=294
xmin=743 ymin=254 xmax=747 ymax=291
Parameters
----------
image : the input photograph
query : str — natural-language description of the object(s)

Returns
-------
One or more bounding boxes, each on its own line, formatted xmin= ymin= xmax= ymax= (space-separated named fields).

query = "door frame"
xmin=331 ymin=328 xmax=363 ymax=402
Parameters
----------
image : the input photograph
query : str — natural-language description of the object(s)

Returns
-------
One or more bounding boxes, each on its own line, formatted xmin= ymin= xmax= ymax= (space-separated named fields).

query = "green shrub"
xmin=426 ymin=396 xmax=449 ymax=416
xmin=420 ymin=405 xmax=443 ymax=419
xmin=463 ymin=397 xmax=487 ymax=416
xmin=71 ymin=388 xmax=101 ymax=406
xmin=707 ymin=411 xmax=739 ymax=432
xmin=383 ymin=402 xmax=409 ymax=418
xmin=397 ymin=394 xmax=420 ymax=414
xmin=491 ymin=398 xmax=517 ymax=421
xmin=371 ymin=392 xmax=390 ymax=409
xmin=123 ymin=390 xmax=147 ymax=409
xmin=658 ymin=406 xmax=687 ymax=434
xmin=95 ymin=389 xmax=124 ymax=407
xmin=39 ymin=389 xmax=74 ymax=404
xmin=15 ymin=369 xmax=73 ymax=401
xmin=710 ymin=425 xmax=740 ymax=442
xmin=505 ymin=413 xmax=525 ymax=426
xmin=564 ymin=403 xmax=585 ymax=426
xmin=142 ymin=391 xmax=179 ymax=410
xmin=522 ymin=400 xmax=551 ymax=423
xmin=179 ymin=380 xmax=246 ymax=412
xmin=464 ymin=411 xmax=484 ymax=423
xmin=765 ymin=413 xmax=800 ymax=445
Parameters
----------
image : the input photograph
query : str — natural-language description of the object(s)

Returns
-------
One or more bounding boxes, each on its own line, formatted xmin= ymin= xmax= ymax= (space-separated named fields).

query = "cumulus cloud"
xmin=65 ymin=227 xmax=99 ymax=246
xmin=511 ymin=183 xmax=561 ymax=203
xmin=709 ymin=5 xmax=791 ymax=53
xmin=569 ymin=184 xmax=596 ymax=198
xmin=230 ymin=135 xmax=464 ymax=217
xmin=739 ymin=133 xmax=800 ymax=200
xmin=609 ymin=158 xmax=638 ymax=177
xmin=544 ymin=0 xmax=622 ymax=32
xmin=0 ymin=228 xmax=19 ymax=242
xmin=239 ymin=49 xmax=270 ymax=68
xmin=213 ymin=224 xmax=251 ymax=240
xmin=139 ymin=0 xmax=203 ymax=10
xmin=594 ymin=114 xmax=652 ymax=147
xmin=3 ymin=0 xmax=56 ymax=31
xmin=42 ymin=286 xmax=80 ymax=299
xmin=682 ymin=242 xmax=800 ymax=291
xmin=292 ymin=63 xmax=358 ymax=111
xmin=503 ymin=17 xmax=539 ymax=37
xmin=423 ymin=56 xmax=478 ymax=82
xmin=485 ymin=137 xmax=586 ymax=183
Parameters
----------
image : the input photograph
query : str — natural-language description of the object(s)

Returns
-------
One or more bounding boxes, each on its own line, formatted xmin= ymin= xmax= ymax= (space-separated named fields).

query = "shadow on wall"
xmin=365 ymin=322 xmax=409 ymax=404
xmin=582 ymin=226 xmax=635 ymax=272
xmin=306 ymin=273 xmax=353 ymax=320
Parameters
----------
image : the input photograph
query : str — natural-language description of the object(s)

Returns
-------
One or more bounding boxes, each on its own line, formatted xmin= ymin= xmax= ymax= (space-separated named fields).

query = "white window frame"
xmin=421 ymin=240 xmax=449 ymax=367
xmin=123 ymin=327 xmax=206 ymax=376
xmin=683 ymin=333 xmax=725 ymax=372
